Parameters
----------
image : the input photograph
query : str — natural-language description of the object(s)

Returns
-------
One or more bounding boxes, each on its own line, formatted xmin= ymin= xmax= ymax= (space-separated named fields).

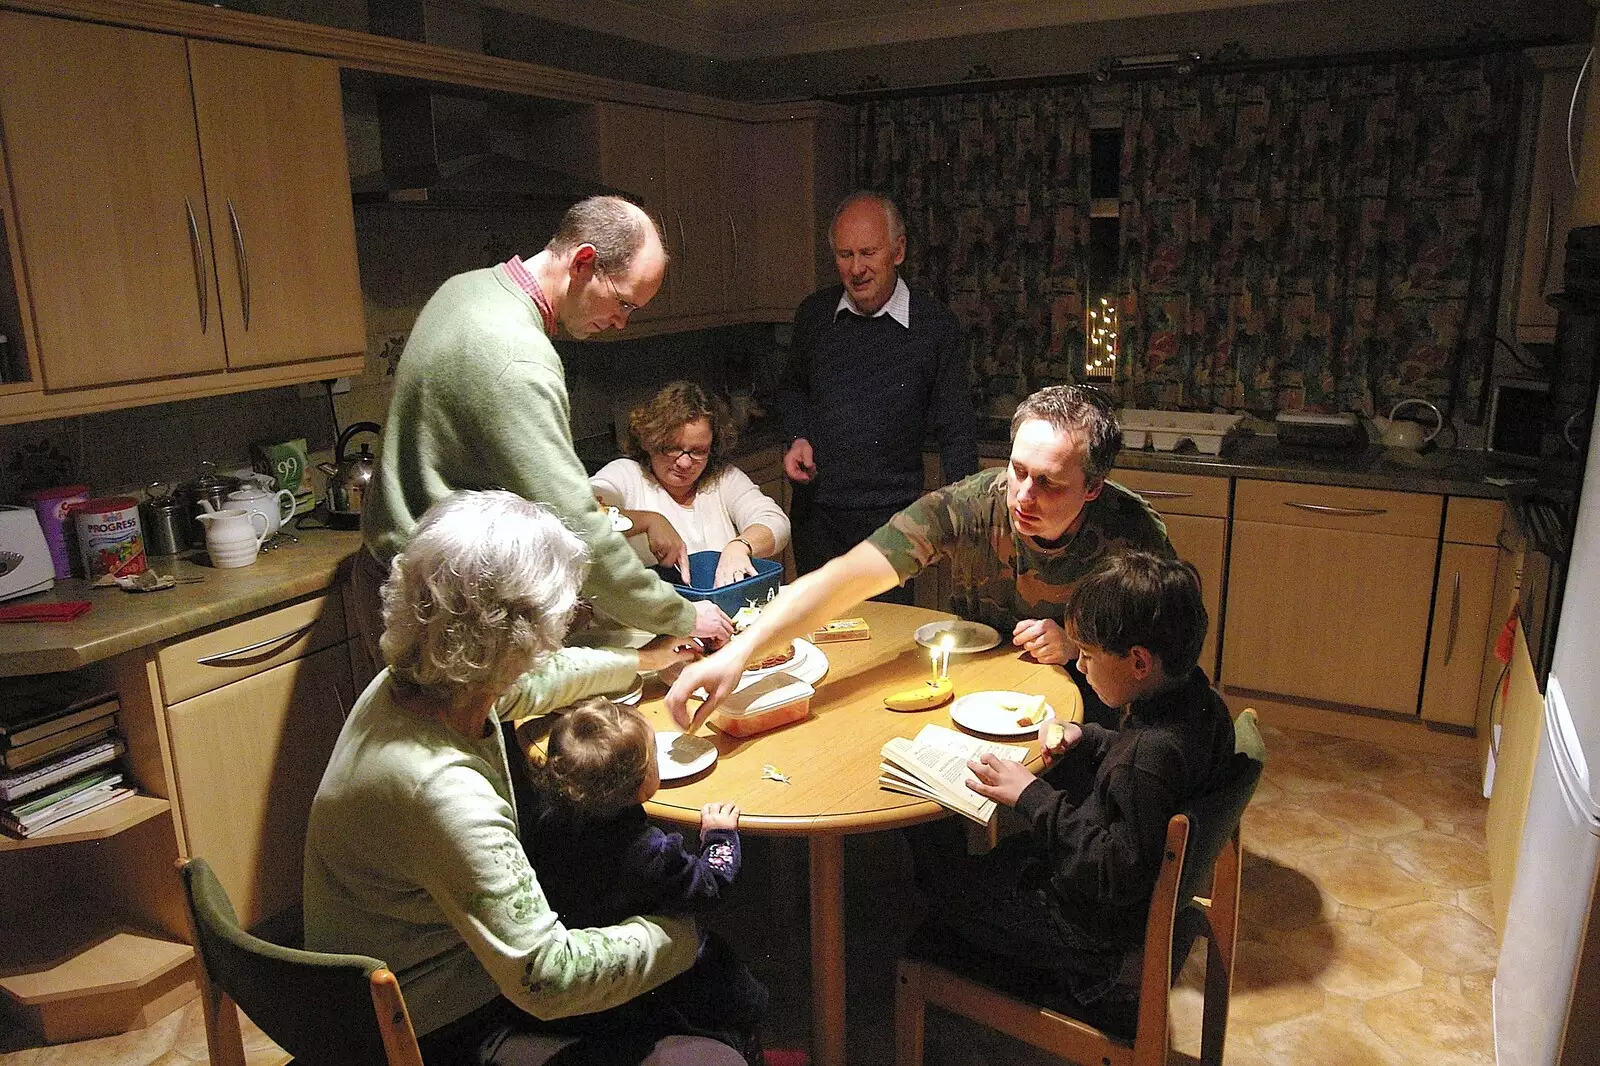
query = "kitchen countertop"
xmin=0 ymin=528 xmax=363 ymax=677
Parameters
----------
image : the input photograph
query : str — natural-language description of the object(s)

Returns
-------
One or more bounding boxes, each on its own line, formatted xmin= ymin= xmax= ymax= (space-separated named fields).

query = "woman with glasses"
xmin=592 ymin=381 xmax=789 ymax=589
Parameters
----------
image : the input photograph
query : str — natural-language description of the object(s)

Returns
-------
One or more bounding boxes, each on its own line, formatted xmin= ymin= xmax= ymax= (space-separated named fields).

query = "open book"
xmin=879 ymin=724 xmax=1029 ymax=827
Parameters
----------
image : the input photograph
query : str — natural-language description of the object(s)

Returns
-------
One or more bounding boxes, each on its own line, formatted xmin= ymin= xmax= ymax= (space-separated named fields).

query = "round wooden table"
xmin=637 ymin=601 xmax=1084 ymax=1066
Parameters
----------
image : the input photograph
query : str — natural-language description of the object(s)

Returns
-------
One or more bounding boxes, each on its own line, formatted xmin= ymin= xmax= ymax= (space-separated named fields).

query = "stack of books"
xmin=0 ymin=674 xmax=131 ymax=839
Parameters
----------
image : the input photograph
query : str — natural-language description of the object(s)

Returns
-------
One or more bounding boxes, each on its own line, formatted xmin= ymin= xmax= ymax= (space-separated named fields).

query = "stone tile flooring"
xmin=0 ymin=721 xmax=1497 ymax=1065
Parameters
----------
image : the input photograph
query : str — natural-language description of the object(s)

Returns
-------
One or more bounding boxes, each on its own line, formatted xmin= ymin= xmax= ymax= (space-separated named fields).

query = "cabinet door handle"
xmin=725 ymin=209 xmax=737 ymax=288
xmin=227 ymin=199 xmax=251 ymax=330
xmin=1284 ymin=501 xmax=1388 ymax=517
xmin=1138 ymin=489 xmax=1194 ymax=500
xmin=1538 ymin=200 xmax=1556 ymax=296
xmin=193 ymin=620 xmax=317 ymax=666
xmin=1569 ymin=48 xmax=1591 ymax=190
xmin=185 ymin=198 xmax=208 ymax=333
xmin=674 ymin=209 xmax=687 ymax=274
xmin=1444 ymin=571 xmax=1461 ymax=665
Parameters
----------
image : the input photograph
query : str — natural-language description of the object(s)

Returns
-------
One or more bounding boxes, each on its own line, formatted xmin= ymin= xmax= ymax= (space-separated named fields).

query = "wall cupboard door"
xmin=0 ymin=13 xmax=227 ymax=389
xmin=187 ymin=41 xmax=364 ymax=371
xmin=1516 ymin=49 xmax=1589 ymax=344
xmin=1221 ymin=482 xmax=1442 ymax=715
xmin=164 ymin=642 xmax=352 ymax=930
xmin=742 ymin=120 xmax=822 ymax=315
xmin=663 ymin=110 xmax=725 ymax=319
xmin=595 ymin=103 xmax=672 ymax=324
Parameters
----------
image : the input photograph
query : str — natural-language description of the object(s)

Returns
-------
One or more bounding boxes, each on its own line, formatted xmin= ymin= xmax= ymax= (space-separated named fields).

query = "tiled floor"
xmin=0 ymin=720 xmax=1497 ymax=1066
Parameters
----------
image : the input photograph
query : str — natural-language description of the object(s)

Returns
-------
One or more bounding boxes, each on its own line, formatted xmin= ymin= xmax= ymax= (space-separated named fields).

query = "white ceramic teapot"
xmin=1372 ymin=399 xmax=1443 ymax=450
xmin=197 ymin=507 xmax=269 ymax=568
xmin=226 ymin=485 xmax=296 ymax=538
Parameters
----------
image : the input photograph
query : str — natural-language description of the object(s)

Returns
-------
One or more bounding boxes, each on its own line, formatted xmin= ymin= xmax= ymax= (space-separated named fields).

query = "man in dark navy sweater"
xmin=778 ymin=192 xmax=978 ymax=602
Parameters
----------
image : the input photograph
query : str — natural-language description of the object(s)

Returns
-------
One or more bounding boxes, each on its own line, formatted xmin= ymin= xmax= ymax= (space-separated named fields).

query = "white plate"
xmin=692 ymin=638 xmax=829 ymax=699
xmin=611 ymin=677 xmax=643 ymax=706
xmin=949 ymin=691 xmax=1055 ymax=738
xmin=656 ymin=730 xmax=717 ymax=781
xmin=914 ymin=620 xmax=1002 ymax=654
xmin=739 ymin=637 xmax=828 ymax=686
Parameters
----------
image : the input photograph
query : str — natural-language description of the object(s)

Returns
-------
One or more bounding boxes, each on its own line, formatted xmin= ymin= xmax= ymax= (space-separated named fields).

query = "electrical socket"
xmin=297 ymin=377 xmax=353 ymax=399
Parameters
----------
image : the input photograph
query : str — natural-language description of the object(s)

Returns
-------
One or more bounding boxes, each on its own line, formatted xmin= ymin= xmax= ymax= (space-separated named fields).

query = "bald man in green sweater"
xmin=355 ymin=197 xmax=732 ymax=663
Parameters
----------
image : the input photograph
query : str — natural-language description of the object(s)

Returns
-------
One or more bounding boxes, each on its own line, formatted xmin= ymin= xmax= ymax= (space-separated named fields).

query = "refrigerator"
xmin=1492 ymin=286 xmax=1600 ymax=1060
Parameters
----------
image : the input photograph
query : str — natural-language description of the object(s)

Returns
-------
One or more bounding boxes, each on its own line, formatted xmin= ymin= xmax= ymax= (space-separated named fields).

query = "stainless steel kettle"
xmin=318 ymin=422 xmax=381 ymax=530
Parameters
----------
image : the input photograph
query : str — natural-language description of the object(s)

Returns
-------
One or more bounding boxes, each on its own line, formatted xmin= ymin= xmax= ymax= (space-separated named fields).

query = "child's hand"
xmin=1041 ymin=721 xmax=1084 ymax=766
xmin=964 ymin=754 xmax=1038 ymax=808
xmin=700 ymin=802 xmax=740 ymax=832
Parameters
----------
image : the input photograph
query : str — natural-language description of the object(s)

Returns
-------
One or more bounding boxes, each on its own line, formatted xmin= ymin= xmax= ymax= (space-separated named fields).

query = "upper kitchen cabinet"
xmin=187 ymin=41 xmax=365 ymax=371
xmin=588 ymin=100 xmax=848 ymax=333
xmin=0 ymin=14 xmax=227 ymax=390
xmin=594 ymin=103 xmax=733 ymax=324
xmin=738 ymin=108 xmax=851 ymax=318
xmin=1513 ymin=46 xmax=1590 ymax=344
xmin=0 ymin=13 xmax=364 ymax=424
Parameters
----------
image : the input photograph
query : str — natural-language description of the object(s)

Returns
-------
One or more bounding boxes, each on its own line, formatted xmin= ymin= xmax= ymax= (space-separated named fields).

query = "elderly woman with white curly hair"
xmin=303 ymin=489 xmax=743 ymax=1066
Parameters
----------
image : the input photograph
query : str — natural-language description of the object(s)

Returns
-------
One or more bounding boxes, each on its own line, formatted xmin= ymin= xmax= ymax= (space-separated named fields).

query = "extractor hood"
xmin=351 ymin=0 xmax=623 ymax=209
xmin=350 ymin=88 xmax=624 ymax=209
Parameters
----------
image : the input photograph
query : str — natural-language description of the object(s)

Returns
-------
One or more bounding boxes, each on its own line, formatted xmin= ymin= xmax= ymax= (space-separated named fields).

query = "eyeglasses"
xmin=658 ymin=446 xmax=711 ymax=463
xmin=597 ymin=268 xmax=639 ymax=316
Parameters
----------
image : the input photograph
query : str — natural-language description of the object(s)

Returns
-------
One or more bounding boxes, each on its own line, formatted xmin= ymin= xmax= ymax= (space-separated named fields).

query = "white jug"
xmin=197 ymin=507 xmax=269 ymax=568
xmin=226 ymin=485 xmax=296 ymax=538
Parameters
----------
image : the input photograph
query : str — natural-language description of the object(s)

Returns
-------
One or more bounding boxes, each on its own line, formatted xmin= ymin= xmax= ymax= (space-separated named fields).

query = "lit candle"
xmin=930 ymin=645 xmax=939 ymax=683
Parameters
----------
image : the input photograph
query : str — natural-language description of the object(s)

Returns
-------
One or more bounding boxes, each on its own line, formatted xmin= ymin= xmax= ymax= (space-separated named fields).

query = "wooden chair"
xmin=894 ymin=709 xmax=1266 ymax=1066
xmin=177 ymin=856 xmax=424 ymax=1066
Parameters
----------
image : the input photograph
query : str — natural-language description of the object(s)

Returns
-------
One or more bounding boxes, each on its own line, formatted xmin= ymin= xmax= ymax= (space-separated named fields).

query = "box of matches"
xmin=810 ymin=618 xmax=871 ymax=644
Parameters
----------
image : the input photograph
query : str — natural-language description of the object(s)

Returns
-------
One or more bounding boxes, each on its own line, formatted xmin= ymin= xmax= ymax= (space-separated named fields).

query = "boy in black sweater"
xmin=911 ymin=550 xmax=1238 ymax=1036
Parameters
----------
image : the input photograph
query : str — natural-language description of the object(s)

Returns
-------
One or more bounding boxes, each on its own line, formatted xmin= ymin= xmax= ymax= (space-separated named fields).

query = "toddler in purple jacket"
xmin=523 ymin=698 xmax=767 ymax=1065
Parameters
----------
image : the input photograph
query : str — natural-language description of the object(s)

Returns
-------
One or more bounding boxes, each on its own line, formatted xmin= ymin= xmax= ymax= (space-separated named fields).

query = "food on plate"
xmin=734 ymin=596 xmax=797 ymax=671
xmin=884 ymin=677 xmax=955 ymax=711
xmin=1012 ymin=694 xmax=1049 ymax=727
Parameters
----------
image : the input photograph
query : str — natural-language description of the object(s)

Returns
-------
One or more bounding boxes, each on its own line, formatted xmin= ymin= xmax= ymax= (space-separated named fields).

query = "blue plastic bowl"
xmin=657 ymin=551 xmax=783 ymax=615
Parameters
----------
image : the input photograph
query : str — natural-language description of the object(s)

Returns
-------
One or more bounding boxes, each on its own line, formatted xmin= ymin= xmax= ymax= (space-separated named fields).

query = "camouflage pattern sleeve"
xmin=866 ymin=470 xmax=1005 ymax=582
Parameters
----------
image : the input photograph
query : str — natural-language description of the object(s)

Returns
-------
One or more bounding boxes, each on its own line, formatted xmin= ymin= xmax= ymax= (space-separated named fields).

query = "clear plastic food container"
xmin=708 ymin=674 xmax=814 ymax=738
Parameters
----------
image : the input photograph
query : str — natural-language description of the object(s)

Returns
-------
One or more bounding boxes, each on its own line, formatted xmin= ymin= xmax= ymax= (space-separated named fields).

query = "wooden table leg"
xmin=810 ymin=832 xmax=846 ymax=1066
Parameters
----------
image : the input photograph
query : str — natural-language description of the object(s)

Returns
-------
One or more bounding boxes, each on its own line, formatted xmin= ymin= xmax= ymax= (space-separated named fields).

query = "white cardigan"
xmin=590 ymin=458 xmax=790 ymax=564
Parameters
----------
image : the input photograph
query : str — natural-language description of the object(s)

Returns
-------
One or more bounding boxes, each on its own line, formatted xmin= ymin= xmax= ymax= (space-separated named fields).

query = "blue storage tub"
xmin=657 ymin=551 xmax=783 ymax=615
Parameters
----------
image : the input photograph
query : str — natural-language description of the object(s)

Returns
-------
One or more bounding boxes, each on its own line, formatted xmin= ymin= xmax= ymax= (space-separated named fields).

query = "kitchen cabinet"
xmin=157 ymin=593 xmax=353 ymax=932
xmin=593 ymin=102 xmax=848 ymax=329
xmin=594 ymin=103 xmax=727 ymax=324
xmin=1420 ymin=499 xmax=1503 ymax=728
xmin=1513 ymin=46 xmax=1590 ymax=345
xmin=1111 ymin=468 xmax=1229 ymax=684
xmin=739 ymin=110 xmax=851 ymax=318
xmin=0 ymin=12 xmax=364 ymax=423
xmin=1221 ymin=481 xmax=1442 ymax=716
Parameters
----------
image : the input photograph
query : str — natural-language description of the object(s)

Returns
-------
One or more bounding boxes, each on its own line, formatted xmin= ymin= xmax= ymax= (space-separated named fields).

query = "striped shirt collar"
xmin=836 ymin=276 xmax=910 ymax=328
xmin=503 ymin=255 xmax=555 ymax=335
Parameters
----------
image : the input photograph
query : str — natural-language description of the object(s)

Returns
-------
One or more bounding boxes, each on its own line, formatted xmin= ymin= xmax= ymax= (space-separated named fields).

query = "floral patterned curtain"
xmin=1116 ymin=54 xmax=1522 ymax=418
xmin=856 ymin=88 xmax=1095 ymax=419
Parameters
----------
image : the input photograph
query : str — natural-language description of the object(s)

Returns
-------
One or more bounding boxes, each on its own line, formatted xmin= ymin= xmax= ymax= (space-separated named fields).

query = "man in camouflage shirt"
xmin=668 ymin=386 xmax=1176 ymax=731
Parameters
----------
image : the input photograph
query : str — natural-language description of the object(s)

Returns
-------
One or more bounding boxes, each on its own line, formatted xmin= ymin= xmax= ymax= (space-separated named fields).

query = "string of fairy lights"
xmin=1086 ymin=296 xmax=1118 ymax=380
